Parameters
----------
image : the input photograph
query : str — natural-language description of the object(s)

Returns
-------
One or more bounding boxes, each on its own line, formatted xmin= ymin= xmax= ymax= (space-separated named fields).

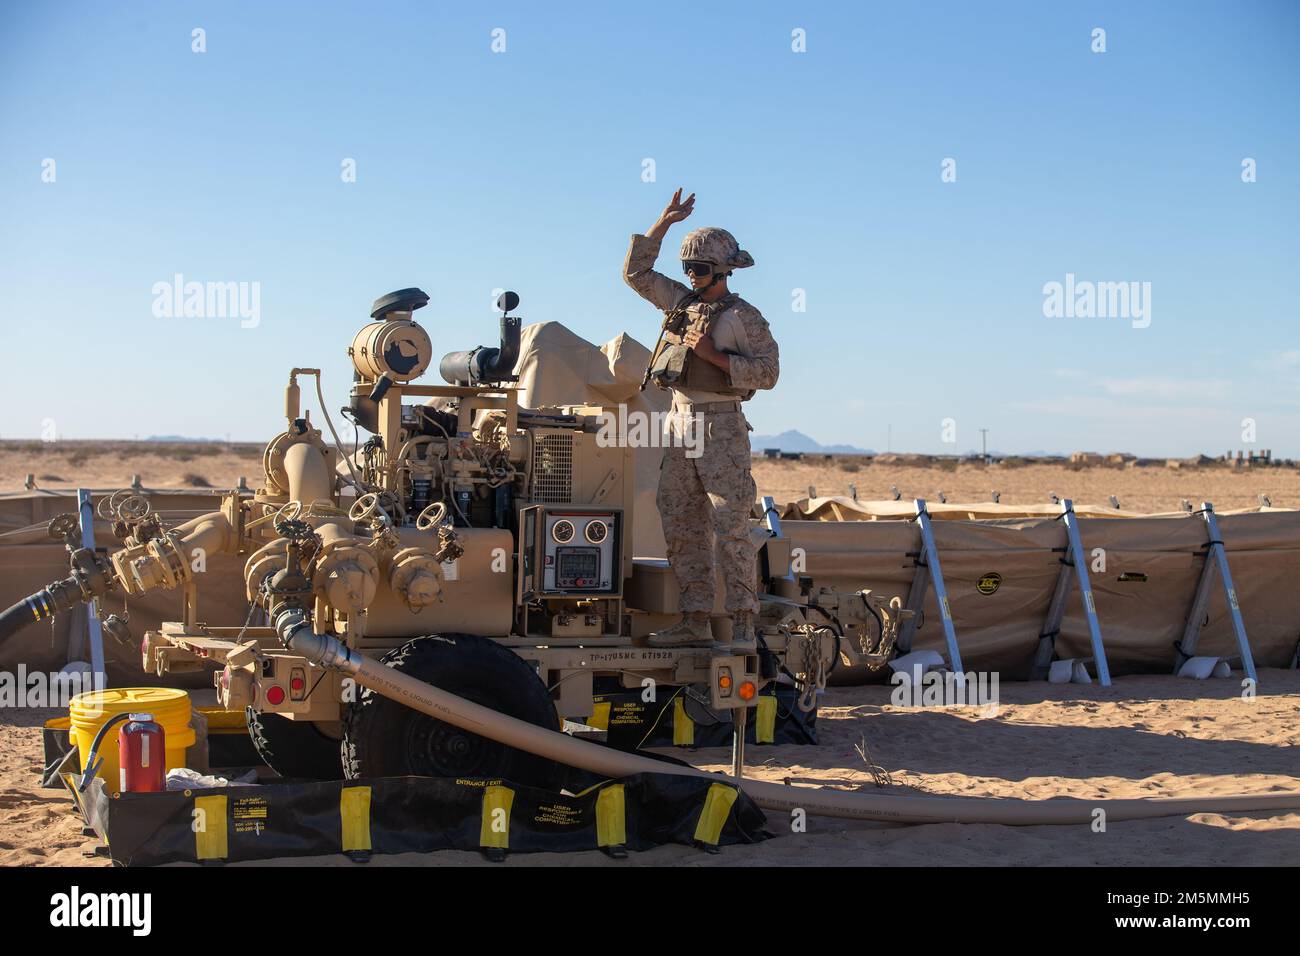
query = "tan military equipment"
xmin=6 ymin=287 xmax=904 ymax=783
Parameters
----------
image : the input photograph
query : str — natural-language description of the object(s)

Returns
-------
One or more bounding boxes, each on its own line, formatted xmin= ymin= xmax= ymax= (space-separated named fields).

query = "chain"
xmin=862 ymin=614 xmax=898 ymax=672
xmin=786 ymin=622 xmax=835 ymax=713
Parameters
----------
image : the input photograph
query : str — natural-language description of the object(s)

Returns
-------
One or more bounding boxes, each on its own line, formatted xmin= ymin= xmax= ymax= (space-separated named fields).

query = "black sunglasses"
xmin=681 ymin=260 xmax=714 ymax=277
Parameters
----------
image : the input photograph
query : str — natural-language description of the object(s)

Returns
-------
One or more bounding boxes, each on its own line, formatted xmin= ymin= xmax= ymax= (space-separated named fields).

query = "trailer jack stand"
xmin=731 ymin=706 xmax=747 ymax=779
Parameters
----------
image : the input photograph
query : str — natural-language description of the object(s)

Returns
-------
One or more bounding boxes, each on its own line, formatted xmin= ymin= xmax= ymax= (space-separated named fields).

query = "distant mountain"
xmin=145 ymin=435 xmax=220 ymax=442
xmin=750 ymin=430 xmax=872 ymax=455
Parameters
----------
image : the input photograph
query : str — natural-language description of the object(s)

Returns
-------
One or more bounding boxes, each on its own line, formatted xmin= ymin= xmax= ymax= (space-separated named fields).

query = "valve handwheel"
xmin=96 ymin=491 xmax=123 ymax=521
xmin=272 ymin=500 xmax=316 ymax=540
xmin=118 ymin=494 xmax=151 ymax=520
xmin=349 ymin=492 xmax=381 ymax=523
xmin=415 ymin=502 xmax=448 ymax=531
xmin=274 ymin=500 xmax=304 ymax=524
xmin=47 ymin=514 xmax=80 ymax=542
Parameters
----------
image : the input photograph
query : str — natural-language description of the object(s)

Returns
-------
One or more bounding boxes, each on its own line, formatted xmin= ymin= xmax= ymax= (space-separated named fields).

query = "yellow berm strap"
xmin=587 ymin=701 xmax=611 ymax=731
xmin=756 ymin=695 xmax=777 ymax=744
xmin=480 ymin=785 xmax=515 ymax=850
xmin=595 ymin=784 xmax=627 ymax=848
xmin=194 ymin=794 xmax=228 ymax=861
xmin=672 ymin=696 xmax=694 ymax=746
xmin=340 ymin=786 xmax=372 ymax=853
xmin=693 ymin=782 xmax=739 ymax=846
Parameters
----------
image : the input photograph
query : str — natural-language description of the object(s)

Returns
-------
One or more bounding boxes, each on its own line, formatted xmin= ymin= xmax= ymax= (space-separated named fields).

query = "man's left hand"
xmin=683 ymin=329 xmax=730 ymax=371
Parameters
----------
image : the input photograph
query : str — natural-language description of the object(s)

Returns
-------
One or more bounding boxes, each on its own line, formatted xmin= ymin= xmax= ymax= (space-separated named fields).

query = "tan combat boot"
xmin=730 ymin=612 xmax=757 ymax=651
xmin=648 ymin=613 xmax=714 ymax=647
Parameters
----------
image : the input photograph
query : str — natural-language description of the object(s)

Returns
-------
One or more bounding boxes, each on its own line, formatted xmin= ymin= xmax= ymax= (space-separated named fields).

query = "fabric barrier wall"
xmin=781 ymin=510 xmax=1300 ymax=678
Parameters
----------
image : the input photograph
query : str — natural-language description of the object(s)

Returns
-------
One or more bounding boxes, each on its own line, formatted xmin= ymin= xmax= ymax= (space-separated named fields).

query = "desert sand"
xmin=4 ymin=441 xmax=1298 ymax=514
xmin=753 ymin=458 xmax=1300 ymax=515
xmin=3 ymin=671 xmax=1296 ymax=867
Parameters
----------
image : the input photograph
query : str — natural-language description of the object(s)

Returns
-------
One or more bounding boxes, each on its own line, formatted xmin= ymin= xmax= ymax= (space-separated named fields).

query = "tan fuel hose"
xmin=280 ymin=614 xmax=1300 ymax=826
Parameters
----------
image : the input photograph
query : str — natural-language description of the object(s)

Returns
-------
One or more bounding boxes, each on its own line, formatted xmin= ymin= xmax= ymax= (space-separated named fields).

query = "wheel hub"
xmin=408 ymin=713 xmax=494 ymax=776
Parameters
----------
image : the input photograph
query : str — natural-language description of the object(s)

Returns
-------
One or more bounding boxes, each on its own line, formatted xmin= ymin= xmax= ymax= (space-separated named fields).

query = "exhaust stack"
xmin=439 ymin=291 xmax=521 ymax=386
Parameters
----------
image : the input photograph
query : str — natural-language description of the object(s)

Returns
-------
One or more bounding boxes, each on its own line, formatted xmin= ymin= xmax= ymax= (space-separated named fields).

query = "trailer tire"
xmin=245 ymin=708 xmax=346 ymax=780
xmin=342 ymin=634 xmax=560 ymax=787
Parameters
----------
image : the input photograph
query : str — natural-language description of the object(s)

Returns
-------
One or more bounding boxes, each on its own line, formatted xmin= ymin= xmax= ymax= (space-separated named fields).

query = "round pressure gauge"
xmin=584 ymin=519 xmax=608 ymax=544
xmin=552 ymin=519 xmax=575 ymax=544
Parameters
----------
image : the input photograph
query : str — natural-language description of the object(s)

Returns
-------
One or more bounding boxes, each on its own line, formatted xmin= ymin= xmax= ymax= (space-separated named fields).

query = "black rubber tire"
xmin=342 ymin=634 xmax=560 ymax=787
xmin=245 ymin=708 xmax=346 ymax=780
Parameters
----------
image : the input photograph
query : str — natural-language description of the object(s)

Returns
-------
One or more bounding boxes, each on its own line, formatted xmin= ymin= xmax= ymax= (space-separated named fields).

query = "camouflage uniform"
xmin=623 ymin=231 xmax=780 ymax=620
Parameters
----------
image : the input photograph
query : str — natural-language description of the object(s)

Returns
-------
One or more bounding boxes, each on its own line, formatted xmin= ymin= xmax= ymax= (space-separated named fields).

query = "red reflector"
xmin=290 ymin=676 xmax=305 ymax=691
xmin=265 ymin=685 xmax=285 ymax=705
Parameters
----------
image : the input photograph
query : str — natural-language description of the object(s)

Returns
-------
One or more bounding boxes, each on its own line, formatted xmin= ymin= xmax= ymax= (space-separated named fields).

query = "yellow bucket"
xmin=69 ymin=688 xmax=195 ymax=795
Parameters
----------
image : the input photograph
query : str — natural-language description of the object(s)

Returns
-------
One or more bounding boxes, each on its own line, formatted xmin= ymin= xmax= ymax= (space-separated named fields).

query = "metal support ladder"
xmin=896 ymin=499 xmax=964 ymax=673
xmin=1032 ymin=499 xmax=1111 ymax=686
xmin=1172 ymin=502 xmax=1257 ymax=684
xmin=77 ymin=489 xmax=107 ymax=689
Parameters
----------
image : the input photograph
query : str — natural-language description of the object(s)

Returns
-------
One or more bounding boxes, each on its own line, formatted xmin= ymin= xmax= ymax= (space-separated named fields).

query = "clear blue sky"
xmin=2 ymin=0 xmax=1297 ymax=456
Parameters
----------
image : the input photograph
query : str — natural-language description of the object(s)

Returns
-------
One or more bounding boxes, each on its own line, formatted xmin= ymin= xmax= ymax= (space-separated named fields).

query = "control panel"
xmin=514 ymin=502 xmax=621 ymax=598
xmin=541 ymin=511 xmax=618 ymax=593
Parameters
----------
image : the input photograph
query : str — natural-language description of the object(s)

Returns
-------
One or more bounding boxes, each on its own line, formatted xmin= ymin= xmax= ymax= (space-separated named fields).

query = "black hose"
xmin=0 ymin=578 xmax=85 ymax=643
xmin=0 ymin=601 xmax=38 ymax=643
xmin=78 ymin=712 xmax=134 ymax=792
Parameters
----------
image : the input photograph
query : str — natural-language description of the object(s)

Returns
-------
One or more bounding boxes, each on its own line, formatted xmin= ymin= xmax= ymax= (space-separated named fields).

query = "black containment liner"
xmin=83 ymin=772 xmax=770 ymax=866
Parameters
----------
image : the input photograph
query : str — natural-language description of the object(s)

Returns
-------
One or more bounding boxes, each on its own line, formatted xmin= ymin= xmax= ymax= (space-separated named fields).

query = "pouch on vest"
xmin=648 ymin=333 xmax=746 ymax=395
xmin=648 ymin=341 xmax=691 ymax=389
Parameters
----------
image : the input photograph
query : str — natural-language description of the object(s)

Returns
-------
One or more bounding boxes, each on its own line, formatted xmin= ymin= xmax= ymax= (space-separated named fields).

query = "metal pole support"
xmin=1173 ymin=502 xmax=1257 ymax=684
xmin=77 ymin=489 xmax=107 ymax=689
xmin=1033 ymin=500 xmax=1111 ymax=685
xmin=898 ymin=499 xmax=964 ymax=673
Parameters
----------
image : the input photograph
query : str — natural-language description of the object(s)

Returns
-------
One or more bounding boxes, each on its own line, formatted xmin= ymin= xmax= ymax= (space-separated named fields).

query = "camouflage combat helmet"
xmin=679 ymin=227 xmax=754 ymax=273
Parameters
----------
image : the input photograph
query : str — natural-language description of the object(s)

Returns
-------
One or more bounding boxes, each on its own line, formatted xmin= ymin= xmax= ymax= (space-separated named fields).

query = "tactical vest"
xmin=647 ymin=294 xmax=749 ymax=396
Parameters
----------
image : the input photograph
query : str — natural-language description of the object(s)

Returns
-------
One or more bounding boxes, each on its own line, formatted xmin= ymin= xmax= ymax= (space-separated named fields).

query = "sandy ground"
xmin=750 ymin=459 xmax=1300 ymax=514
xmin=3 ymin=671 xmax=1297 ymax=867
xmin=0 ymin=708 xmax=97 ymax=866
xmin=4 ymin=441 xmax=1298 ymax=514
xmin=0 ymin=441 xmax=263 ymax=494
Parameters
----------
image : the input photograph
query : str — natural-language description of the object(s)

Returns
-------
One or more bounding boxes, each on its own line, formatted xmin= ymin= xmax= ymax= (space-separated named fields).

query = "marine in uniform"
xmin=623 ymin=189 xmax=780 ymax=647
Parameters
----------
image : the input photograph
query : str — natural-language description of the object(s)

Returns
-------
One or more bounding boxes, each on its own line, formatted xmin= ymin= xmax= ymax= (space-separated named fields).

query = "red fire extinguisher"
xmin=118 ymin=712 xmax=166 ymax=793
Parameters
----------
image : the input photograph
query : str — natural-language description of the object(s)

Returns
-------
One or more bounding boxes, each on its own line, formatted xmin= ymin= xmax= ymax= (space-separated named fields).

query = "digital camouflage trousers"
xmin=657 ymin=409 xmax=759 ymax=616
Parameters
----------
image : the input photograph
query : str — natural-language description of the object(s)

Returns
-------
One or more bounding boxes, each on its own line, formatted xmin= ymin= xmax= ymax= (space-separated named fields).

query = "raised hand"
xmin=646 ymin=188 xmax=695 ymax=242
xmin=659 ymin=188 xmax=695 ymax=226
